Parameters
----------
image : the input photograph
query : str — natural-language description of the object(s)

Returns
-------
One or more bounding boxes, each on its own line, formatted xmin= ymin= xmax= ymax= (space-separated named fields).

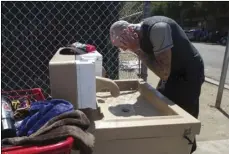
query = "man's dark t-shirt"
xmin=139 ymin=16 xmax=205 ymax=118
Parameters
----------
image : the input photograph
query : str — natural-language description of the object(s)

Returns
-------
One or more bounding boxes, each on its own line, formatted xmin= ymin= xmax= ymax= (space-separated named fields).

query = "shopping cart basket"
xmin=1 ymin=88 xmax=74 ymax=154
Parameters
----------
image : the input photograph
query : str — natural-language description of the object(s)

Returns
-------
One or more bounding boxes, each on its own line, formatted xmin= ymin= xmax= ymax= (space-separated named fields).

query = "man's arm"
xmin=137 ymin=22 xmax=173 ymax=80
xmin=138 ymin=48 xmax=172 ymax=81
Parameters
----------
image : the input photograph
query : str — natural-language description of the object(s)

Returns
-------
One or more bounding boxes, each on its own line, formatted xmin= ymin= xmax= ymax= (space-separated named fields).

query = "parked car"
xmin=208 ymin=30 xmax=221 ymax=43
xmin=218 ymin=32 xmax=228 ymax=46
xmin=185 ymin=28 xmax=227 ymax=45
xmin=185 ymin=28 xmax=203 ymax=41
xmin=220 ymin=37 xmax=227 ymax=46
xmin=185 ymin=29 xmax=195 ymax=41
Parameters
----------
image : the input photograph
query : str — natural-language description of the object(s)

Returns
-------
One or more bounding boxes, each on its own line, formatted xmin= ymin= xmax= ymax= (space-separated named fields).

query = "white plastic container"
xmin=76 ymin=51 xmax=103 ymax=77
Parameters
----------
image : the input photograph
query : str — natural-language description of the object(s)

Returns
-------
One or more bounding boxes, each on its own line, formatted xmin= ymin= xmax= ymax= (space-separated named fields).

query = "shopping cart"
xmin=1 ymin=88 xmax=74 ymax=154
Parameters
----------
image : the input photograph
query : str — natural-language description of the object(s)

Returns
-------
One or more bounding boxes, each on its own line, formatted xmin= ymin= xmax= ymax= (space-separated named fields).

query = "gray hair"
xmin=110 ymin=20 xmax=130 ymax=46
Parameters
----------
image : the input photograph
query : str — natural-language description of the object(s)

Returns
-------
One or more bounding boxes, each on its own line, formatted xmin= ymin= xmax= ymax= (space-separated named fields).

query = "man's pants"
xmin=157 ymin=75 xmax=204 ymax=153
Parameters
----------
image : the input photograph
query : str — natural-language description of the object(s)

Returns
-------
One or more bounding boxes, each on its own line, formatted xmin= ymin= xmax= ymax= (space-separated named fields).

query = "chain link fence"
xmin=1 ymin=1 xmax=145 ymax=97
xmin=119 ymin=2 xmax=144 ymax=80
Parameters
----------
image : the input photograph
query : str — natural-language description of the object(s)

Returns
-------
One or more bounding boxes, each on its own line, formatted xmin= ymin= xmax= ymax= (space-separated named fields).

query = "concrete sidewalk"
xmin=195 ymin=139 xmax=229 ymax=154
xmin=147 ymin=70 xmax=229 ymax=153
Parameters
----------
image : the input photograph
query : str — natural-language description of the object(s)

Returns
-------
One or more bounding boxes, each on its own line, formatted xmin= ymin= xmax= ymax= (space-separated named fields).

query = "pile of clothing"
xmin=2 ymin=42 xmax=96 ymax=153
xmin=2 ymin=98 xmax=95 ymax=154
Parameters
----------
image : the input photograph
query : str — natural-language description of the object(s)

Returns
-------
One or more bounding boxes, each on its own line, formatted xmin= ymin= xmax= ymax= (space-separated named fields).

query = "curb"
xmin=205 ymin=77 xmax=229 ymax=90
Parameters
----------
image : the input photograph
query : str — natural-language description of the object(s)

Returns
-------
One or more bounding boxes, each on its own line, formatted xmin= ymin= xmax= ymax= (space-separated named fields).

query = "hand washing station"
xmin=48 ymin=47 xmax=201 ymax=154
xmin=88 ymin=79 xmax=201 ymax=154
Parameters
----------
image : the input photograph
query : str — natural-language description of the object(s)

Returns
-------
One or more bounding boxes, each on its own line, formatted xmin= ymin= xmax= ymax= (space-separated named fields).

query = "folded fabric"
xmin=71 ymin=42 xmax=96 ymax=53
xmin=16 ymin=99 xmax=74 ymax=137
xmin=2 ymin=110 xmax=95 ymax=154
xmin=59 ymin=42 xmax=96 ymax=57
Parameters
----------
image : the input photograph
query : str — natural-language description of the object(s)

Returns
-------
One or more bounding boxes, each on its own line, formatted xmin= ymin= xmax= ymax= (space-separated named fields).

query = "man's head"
xmin=110 ymin=20 xmax=130 ymax=50
xmin=110 ymin=20 xmax=142 ymax=52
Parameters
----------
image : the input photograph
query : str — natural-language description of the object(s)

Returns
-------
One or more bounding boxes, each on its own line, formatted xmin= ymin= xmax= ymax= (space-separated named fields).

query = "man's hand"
xmin=120 ymin=27 xmax=140 ymax=52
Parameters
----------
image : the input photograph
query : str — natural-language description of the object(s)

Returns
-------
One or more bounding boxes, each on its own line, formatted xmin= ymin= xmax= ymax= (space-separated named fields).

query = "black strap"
xmin=183 ymin=135 xmax=194 ymax=145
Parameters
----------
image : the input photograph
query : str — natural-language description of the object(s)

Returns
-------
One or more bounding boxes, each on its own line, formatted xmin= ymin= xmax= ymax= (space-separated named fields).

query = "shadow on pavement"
xmin=209 ymin=105 xmax=229 ymax=119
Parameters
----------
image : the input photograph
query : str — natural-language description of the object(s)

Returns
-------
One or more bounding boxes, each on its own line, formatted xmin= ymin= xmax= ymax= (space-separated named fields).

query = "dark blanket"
xmin=2 ymin=110 xmax=95 ymax=154
xmin=17 ymin=99 xmax=74 ymax=137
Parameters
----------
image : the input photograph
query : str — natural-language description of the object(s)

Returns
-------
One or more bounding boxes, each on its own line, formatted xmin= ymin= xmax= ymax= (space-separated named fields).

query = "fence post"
xmin=140 ymin=1 xmax=151 ymax=81
xmin=215 ymin=31 xmax=229 ymax=108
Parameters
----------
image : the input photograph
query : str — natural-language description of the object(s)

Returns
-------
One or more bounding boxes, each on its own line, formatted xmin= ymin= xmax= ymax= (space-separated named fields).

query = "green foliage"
xmin=150 ymin=1 xmax=229 ymax=20
xmin=196 ymin=2 xmax=229 ymax=17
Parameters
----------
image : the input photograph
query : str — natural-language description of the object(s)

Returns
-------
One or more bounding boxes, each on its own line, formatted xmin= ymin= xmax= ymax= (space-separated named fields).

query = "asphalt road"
xmin=192 ymin=43 xmax=229 ymax=85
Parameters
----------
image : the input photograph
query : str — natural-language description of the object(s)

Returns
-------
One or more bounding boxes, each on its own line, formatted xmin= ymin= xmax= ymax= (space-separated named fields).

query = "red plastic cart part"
xmin=1 ymin=88 xmax=45 ymax=101
xmin=1 ymin=88 xmax=74 ymax=154
xmin=1 ymin=137 xmax=74 ymax=154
